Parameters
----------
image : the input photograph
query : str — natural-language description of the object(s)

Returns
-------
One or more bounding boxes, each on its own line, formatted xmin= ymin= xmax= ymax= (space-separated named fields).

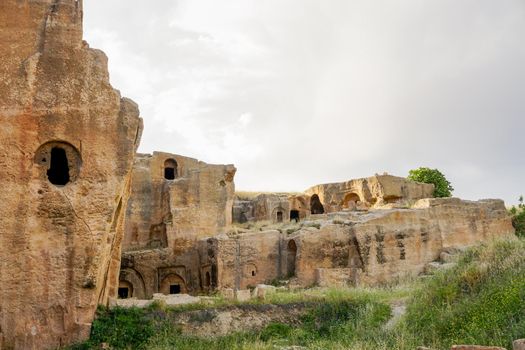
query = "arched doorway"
xmin=287 ymin=240 xmax=297 ymax=277
xmin=160 ymin=273 xmax=186 ymax=295
xmin=119 ymin=268 xmax=146 ymax=299
xmin=310 ymin=194 xmax=325 ymax=214
xmin=164 ymin=159 xmax=178 ymax=180
xmin=118 ymin=280 xmax=134 ymax=299
xmin=342 ymin=193 xmax=360 ymax=209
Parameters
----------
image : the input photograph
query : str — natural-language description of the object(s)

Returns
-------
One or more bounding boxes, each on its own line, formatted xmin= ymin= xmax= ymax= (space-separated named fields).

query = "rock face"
xmin=0 ymin=1 xmax=142 ymax=348
xmin=305 ymin=174 xmax=435 ymax=211
xmin=123 ymin=152 xmax=236 ymax=249
xmin=233 ymin=194 xmax=290 ymax=224
xmin=118 ymin=152 xmax=236 ymax=298
xmin=211 ymin=198 xmax=514 ymax=288
xmin=232 ymin=175 xmax=434 ymax=224
xmin=208 ymin=231 xmax=282 ymax=290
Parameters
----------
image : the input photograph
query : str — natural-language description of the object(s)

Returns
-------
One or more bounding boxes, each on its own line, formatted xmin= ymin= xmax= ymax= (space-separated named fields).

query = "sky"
xmin=83 ymin=0 xmax=525 ymax=205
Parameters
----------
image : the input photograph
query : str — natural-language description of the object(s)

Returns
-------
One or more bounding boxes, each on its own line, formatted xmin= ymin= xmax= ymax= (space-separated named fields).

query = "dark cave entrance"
xmin=290 ymin=210 xmax=300 ymax=222
xmin=47 ymin=147 xmax=70 ymax=186
xmin=118 ymin=287 xmax=130 ymax=299
xmin=310 ymin=194 xmax=325 ymax=214
xmin=164 ymin=159 xmax=178 ymax=180
xmin=170 ymin=284 xmax=181 ymax=294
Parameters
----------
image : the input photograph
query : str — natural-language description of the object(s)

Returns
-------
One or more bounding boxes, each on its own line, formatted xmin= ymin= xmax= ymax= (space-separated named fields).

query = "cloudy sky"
xmin=83 ymin=1 xmax=525 ymax=204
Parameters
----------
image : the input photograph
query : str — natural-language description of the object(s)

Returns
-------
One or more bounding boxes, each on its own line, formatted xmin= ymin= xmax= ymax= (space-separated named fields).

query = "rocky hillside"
xmin=70 ymin=237 xmax=525 ymax=350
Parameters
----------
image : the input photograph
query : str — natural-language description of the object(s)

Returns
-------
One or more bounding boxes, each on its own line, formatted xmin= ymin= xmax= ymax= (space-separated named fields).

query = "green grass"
xmin=400 ymin=238 xmax=525 ymax=349
xmin=70 ymin=238 xmax=525 ymax=350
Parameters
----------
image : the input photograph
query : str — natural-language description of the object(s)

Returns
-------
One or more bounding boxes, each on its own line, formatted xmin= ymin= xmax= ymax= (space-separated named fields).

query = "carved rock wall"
xmin=119 ymin=152 xmax=236 ymax=297
xmin=213 ymin=199 xmax=514 ymax=289
xmin=0 ymin=1 xmax=142 ymax=348
xmin=292 ymin=198 xmax=514 ymax=286
xmin=305 ymin=174 xmax=435 ymax=211
xmin=123 ymin=152 xmax=236 ymax=250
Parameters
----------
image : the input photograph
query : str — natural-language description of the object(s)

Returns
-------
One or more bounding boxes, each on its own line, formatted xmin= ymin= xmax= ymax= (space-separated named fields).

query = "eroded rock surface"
xmin=211 ymin=198 xmax=514 ymax=289
xmin=118 ymin=152 xmax=236 ymax=298
xmin=0 ymin=1 xmax=142 ymax=348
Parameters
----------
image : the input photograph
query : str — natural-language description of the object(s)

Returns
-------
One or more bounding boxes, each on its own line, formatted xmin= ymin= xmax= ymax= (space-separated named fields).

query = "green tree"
xmin=407 ymin=167 xmax=454 ymax=198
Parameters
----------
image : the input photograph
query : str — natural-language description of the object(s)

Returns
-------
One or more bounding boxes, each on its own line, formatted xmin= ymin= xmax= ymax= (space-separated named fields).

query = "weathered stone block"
xmin=513 ymin=339 xmax=525 ymax=350
xmin=220 ymin=288 xmax=235 ymax=300
xmin=315 ymin=268 xmax=354 ymax=287
xmin=235 ymin=289 xmax=252 ymax=302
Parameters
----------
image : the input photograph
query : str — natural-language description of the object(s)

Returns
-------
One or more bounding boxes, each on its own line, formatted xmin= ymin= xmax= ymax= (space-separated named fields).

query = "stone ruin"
xmin=0 ymin=1 xmax=517 ymax=349
xmin=118 ymin=152 xmax=235 ymax=298
xmin=233 ymin=174 xmax=435 ymax=223
xmin=118 ymin=169 xmax=514 ymax=295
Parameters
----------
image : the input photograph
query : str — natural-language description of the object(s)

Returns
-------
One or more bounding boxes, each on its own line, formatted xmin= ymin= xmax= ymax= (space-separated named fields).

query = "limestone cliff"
xmin=212 ymin=199 xmax=514 ymax=289
xmin=0 ymin=0 xmax=142 ymax=348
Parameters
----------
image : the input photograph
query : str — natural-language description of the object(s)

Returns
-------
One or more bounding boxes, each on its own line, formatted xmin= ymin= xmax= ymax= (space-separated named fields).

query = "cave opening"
xmin=118 ymin=287 xmax=129 ymax=299
xmin=164 ymin=159 xmax=178 ymax=180
xmin=47 ymin=147 xmax=70 ymax=186
xmin=310 ymin=194 xmax=325 ymax=214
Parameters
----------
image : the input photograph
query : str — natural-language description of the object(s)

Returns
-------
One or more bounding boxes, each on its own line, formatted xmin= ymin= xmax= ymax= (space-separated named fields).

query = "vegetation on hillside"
xmin=71 ymin=238 xmax=525 ymax=350
xmin=407 ymin=167 xmax=454 ymax=198
xmin=510 ymin=195 xmax=525 ymax=237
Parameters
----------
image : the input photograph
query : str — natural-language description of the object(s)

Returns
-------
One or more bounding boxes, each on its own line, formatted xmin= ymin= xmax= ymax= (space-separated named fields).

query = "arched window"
xmin=342 ymin=193 xmax=360 ymax=209
xmin=310 ymin=194 xmax=325 ymax=214
xmin=47 ymin=147 xmax=70 ymax=185
xmin=164 ymin=159 xmax=178 ymax=180
xmin=160 ymin=273 xmax=186 ymax=295
xmin=35 ymin=141 xmax=81 ymax=186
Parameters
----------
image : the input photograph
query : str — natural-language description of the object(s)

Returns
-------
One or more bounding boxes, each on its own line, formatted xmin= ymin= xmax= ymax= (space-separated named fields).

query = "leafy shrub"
xmin=81 ymin=306 xmax=155 ymax=350
xmin=407 ymin=167 xmax=454 ymax=198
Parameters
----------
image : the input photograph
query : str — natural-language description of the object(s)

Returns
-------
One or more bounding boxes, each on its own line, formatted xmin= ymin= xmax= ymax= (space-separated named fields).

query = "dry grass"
xmin=235 ymin=191 xmax=302 ymax=200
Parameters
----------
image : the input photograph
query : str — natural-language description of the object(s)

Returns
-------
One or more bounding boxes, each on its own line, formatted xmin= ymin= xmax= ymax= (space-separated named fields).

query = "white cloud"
xmin=83 ymin=0 xmax=525 ymax=204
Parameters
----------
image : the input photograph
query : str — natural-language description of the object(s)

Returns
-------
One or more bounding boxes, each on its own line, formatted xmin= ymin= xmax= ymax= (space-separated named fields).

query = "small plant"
xmin=408 ymin=167 xmax=454 ymax=198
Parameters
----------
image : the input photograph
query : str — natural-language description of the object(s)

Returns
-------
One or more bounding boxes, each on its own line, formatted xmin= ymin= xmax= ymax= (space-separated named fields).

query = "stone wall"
xmin=211 ymin=231 xmax=282 ymax=290
xmin=0 ymin=1 xmax=142 ymax=348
